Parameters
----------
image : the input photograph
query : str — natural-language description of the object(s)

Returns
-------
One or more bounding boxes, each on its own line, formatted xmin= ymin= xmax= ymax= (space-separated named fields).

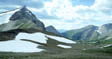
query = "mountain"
xmin=62 ymin=23 xmax=112 ymax=42
xmin=9 ymin=6 xmax=45 ymax=31
xmin=0 ymin=6 xmax=46 ymax=41
xmin=46 ymin=26 xmax=61 ymax=36
xmin=62 ymin=25 xmax=99 ymax=41
xmin=97 ymin=23 xmax=112 ymax=36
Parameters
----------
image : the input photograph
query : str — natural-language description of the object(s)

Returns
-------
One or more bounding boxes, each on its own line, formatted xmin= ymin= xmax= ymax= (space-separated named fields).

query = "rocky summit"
xmin=9 ymin=6 xmax=45 ymax=31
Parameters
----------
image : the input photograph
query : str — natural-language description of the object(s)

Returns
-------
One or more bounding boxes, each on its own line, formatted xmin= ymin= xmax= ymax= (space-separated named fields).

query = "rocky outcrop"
xmin=0 ymin=29 xmax=24 ymax=41
xmin=97 ymin=23 xmax=112 ymax=36
xmin=46 ymin=26 xmax=61 ymax=36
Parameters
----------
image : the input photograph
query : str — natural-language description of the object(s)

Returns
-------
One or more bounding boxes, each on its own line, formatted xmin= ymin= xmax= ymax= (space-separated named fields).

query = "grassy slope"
xmin=62 ymin=26 xmax=99 ymax=41
xmin=62 ymin=29 xmax=81 ymax=40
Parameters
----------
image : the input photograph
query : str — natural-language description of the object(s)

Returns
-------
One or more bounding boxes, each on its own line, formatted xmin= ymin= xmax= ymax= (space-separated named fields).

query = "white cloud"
xmin=40 ymin=19 xmax=85 ymax=30
xmin=91 ymin=0 xmax=112 ymax=10
xmin=39 ymin=0 xmax=112 ymax=30
xmin=0 ymin=5 xmax=21 ymax=8
xmin=28 ymin=7 xmax=43 ymax=12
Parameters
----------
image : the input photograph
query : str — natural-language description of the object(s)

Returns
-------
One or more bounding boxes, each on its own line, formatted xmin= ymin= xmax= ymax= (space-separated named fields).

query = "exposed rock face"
xmin=46 ymin=26 xmax=61 ymax=36
xmin=0 ymin=29 xmax=24 ymax=41
xmin=9 ymin=6 xmax=45 ymax=31
xmin=98 ymin=23 xmax=112 ymax=36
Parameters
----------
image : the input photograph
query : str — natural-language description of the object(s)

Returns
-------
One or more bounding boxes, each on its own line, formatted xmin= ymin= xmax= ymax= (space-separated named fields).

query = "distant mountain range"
xmin=62 ymin=23 xmax=112 ymax=42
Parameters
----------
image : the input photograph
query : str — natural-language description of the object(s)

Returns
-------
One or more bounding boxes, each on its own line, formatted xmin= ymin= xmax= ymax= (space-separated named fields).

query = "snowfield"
xmin=100 ymin=44 xmax=112 ymax=48
xmin=46 ymin=35 xmax=76 ymax=44
xmin=0 ymin=32 xmax=76 ymax=52
xmin=96 ymin=27 xmax=102 ymax=34
xmin=0 ymin=8 xmax=20 ymax=24
xmin=57 ymin=44 xmax=72 ymax=48
xmin=103 ymin=44 xmax=112 ymax=48
xmin=16 ymin=33 xmax=48 ymax=44
xmin=0 ymin=40 xmax=44 ymax=52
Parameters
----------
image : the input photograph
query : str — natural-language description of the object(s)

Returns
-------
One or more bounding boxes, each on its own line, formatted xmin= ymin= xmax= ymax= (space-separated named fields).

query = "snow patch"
xmin=16 ymin=32 xmax=48 ymax=44
xmin=0 ymin=40 xmax=44 ymax=52
xmin=0 ymin=32 xmax=47 ymax=52
xmin=46 ymin=35 xmax=76 ymax=44
xmin=57 ymin=44 xmax=72 ymax=48
xmin=103 ymin=44 xmax=112 ymax=48
xmin=25 ymin=10 xmax=32 ymax=15
xmin=82 ymin=49 xmax=87 ymax=50
xmin=105 ymin=37 xmax=112 ymax=40
xmin=96 ymin=27 xmax=102 ymax=34
xmin=0 ymin=9 xmax=20 ymax=24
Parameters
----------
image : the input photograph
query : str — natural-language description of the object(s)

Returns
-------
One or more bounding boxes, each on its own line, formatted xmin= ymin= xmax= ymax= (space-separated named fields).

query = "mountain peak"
xmin=81 ymin=25 xmax=98 ymax=31
xmin=98 ymin=23 xmax=112 ymax=36
xmin=9 ymin=6 xmax=45 ymax=31
xmin=47 ymin=25 xmax=54 ymax=28
xmin=100 ymin=23 xmax=112 ymax=31
xmin=20 ymin=6 xmax=28 ymax=12
xmin=102 ymin=23 xmax=112 ymax=27
xmin=87 ymin=25 xmax=96 ymax=27
xmin=9 ymin=6 xmax=33 ymax=21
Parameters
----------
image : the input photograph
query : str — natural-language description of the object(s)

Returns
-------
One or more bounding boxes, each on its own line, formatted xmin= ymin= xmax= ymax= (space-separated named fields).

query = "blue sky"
xmin=0 ymin=0 xmax=112 ymax=31
xmin=71 ymin=0 xmax=95 ymax=6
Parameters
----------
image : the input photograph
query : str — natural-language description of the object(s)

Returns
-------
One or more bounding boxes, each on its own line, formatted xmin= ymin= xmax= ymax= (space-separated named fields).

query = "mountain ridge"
xmin=62 ymin=23 xmax=112 ymax=41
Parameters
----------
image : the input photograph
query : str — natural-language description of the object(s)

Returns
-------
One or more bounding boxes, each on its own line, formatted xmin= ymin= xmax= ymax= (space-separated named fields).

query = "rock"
xmin=46 ymin=26 xmax=61 ymax=36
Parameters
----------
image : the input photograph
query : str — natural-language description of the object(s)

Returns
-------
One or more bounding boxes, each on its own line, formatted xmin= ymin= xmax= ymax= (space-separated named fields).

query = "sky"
xmin=0 ymin=0 xmax=112 ymax=32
